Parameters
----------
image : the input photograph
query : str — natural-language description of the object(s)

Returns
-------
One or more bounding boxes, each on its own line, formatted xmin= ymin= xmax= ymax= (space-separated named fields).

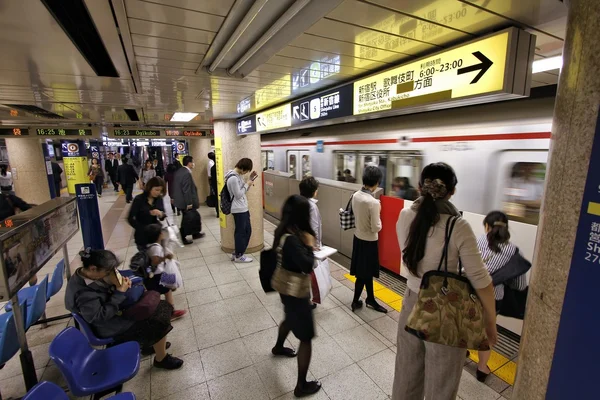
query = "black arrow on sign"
xmin=457 ymin=51 xmax=493 ymax=84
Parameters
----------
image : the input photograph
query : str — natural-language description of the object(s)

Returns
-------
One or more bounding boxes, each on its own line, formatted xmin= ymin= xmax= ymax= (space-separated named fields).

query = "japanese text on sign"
xmin=256 ymin=104 xmax=291 ymax=132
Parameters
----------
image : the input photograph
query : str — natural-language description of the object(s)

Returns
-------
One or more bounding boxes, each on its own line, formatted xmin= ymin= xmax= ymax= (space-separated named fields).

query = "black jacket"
xmin=210 ymin=163 xmax=217 ymax=192
xmin=51 ymin=162 xmax=63 ymax=184
xmin=0 ymin=194 xmax=31 ymax=222
xmin=105 ymin=159 xmax=119 ymax=175
xmin=117 ymin=163 xmax=138 ymax=187
xmin=281 ymin=234 xmax=315 ymax=274
xmin=172 ymin=168 xmax=199 ymax=210
xmin=127 ymin=192 xmax=165 ymax=246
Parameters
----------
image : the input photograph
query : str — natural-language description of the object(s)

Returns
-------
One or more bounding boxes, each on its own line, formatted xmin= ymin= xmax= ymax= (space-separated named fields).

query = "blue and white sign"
xmin=76 ymin=183 xmax=104 ymax=250
xmin=316 ymin=140 xmax=324 ymax=153
xmin=546 ymin=107 xmax=600 ymax=399
xmin=237 ymin=115 xmax=257 ymax=135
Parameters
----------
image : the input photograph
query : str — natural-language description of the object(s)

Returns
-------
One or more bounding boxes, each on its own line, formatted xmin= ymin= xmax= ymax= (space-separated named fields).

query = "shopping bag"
xmin=310 ymin=259 xmax=332 ymax=304
xmin=159 ymin=259 xmax=183 ymax=290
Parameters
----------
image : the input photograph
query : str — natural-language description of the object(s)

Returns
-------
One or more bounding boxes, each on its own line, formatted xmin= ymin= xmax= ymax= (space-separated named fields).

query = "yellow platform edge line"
xmin=342 ymin=273 xmax=517 ymax=386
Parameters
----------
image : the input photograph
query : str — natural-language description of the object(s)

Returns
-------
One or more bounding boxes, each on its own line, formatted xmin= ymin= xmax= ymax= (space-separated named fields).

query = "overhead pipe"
xmin=228 ymin=0 xmax=310 ymax=75
xmin=207 ymin=0 xmax=270 ymax=73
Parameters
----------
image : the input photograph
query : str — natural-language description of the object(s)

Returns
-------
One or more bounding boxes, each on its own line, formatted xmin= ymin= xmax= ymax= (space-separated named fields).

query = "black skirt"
xmin=280 ymin=294 xmax=315 ymax=342
xmin=114 ymin=300 xmax=173 ymax=348
xmin=350 ymin=236 xmax=380 ymax=280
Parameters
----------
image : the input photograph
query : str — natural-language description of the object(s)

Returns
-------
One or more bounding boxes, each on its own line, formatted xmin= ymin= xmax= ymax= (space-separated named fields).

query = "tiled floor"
xmin=0 ymin=190 xmax=512 ymax=399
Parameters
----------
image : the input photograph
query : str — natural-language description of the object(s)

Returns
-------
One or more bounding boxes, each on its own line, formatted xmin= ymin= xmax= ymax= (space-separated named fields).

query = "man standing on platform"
xmin=117 ymin=156 xmax=138 ymax=203
xmin=105 ymin=152 xmax=119 ymax=192
xmin=173 ymin=156 xmax=205 ymax=245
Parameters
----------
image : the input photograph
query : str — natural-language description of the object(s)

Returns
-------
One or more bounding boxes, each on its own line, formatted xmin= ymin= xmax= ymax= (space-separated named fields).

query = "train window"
xmin=287 ymin=150 xmax=311 ymax=179
xmin=301 ymin=152 xmax=312 ymax=178
xmin=288 ymin=152 xmax=297 ymax=178
xmin=387 ymin=152 xmax=423 ymax=199
xmin=358 ymin=153 xmax=388 ymax=191
xmin=333 ymin=152 xmax=357 ymax=182
xmin=503 ymin=162 xmax=546 ymax=225
xmin=261 ymin=150 xmax=274 ymax=171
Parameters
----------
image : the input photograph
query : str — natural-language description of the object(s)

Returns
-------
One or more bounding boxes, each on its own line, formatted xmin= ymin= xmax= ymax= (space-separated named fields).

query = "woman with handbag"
xmin=393 ymin=163 xmax=497 ymax=400
xmin=88 ymin=158 xmax=104 ymax=197
xmin=128 ymin=177 xmax=167 ymax=249
xmin=475 ymin=211 xmax=528 ymax=383
xmin=271 ymin=195 xmax=321 ymax=398
xmin=350 ymin=166 xmax=387 ymax=313
xmin=64 ymin=249 xmax=183 ymax=370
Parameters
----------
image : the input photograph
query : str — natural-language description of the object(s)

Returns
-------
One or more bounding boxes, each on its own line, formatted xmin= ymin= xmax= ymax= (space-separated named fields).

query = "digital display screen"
xmin=113 ymin=129 xmax=161 ymax=137
xmin=0 ymin=128 xmax=28 ymax=136
xmin=36 ymin=128 xmax=92 ymax=136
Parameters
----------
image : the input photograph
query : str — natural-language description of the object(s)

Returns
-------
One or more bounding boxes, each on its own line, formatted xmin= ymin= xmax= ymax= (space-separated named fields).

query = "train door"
xmin=333 ymin=151 xmax=357 ymax=182
xmin=387 ymin=152 xmax=423 ymax=199
xmin=493 ymin=150 xmax=548 ymax=225
xmin=358 ymin=152 xmax=388 ymax=191
xmin=287 ymin=150 xmax=311 ymax=179
xmin=261 ymin=150 xmax=274 ymax=171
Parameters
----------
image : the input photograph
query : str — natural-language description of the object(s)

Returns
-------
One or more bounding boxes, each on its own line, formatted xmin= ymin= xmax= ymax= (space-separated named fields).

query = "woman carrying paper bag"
xmin=300 ymin=177 xmax=332 ymax=307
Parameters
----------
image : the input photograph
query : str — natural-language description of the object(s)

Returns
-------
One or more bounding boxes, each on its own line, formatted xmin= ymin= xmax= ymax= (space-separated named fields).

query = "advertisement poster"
xmin=64 ymin=156 xmax=89 ymax=194
xmin=215 ymin=137 xmax=226 ymax=229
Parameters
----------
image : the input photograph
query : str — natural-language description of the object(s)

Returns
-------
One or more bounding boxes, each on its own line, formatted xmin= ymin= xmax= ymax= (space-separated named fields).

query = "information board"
xmin=256 ymin=103 xmax=292 ymax=132
xmin=546 ymin=108 xmax=600 ymax=398
xmin=353 ymin=30 xmax=518 ymax=115
xmin=237 ymin=115 xmax=257 ymax=135
xmin=0 ymin=198 xmax=78 ymax=299
xmin=291 ymin=84 xmax=353 ymax=126
xmin=36 ymin=128 xmax=92 ymax=136
xmin=0 ymin=128 xmax=28 ymax=136
xmin=112 ymin=129 xmax=161 ymax=137
xmin=64 ymin=157 xmax=89 ymax=194
xmin=164 ymin=130 xmax=212 ymax=137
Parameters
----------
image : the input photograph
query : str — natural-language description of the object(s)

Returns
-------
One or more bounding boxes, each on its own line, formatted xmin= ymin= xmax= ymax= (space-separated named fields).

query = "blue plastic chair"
xmin=72 ymin=313 xmax=113 ymax=347
xmin=23 ymin=381 xmax=136 ymax=400
xmin=49 ymin=327 xmax=140 ymax=398
xmin=5 ymin=260 xmax=64 ymax=312
xmin=24 ymin=276 xmax=48 ymax=330
xmin=0 ymin=306 xmax=22 ymax=366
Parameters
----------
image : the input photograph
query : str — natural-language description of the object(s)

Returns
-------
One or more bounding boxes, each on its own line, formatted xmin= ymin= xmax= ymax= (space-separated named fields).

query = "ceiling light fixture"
xmin=170 ymin=112 xmax=199 ymax=122
xmin=532 ymin=56 xmax=562 ymax=73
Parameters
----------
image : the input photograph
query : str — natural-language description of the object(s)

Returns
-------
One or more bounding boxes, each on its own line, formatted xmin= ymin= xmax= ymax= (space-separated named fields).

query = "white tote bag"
xmin=311 ymin=259 xmax=332 ymax=304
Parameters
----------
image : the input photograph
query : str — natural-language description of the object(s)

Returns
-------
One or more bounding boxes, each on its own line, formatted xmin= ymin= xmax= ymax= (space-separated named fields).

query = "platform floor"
xmin=0 ymin=189 xmax=513 ymax=399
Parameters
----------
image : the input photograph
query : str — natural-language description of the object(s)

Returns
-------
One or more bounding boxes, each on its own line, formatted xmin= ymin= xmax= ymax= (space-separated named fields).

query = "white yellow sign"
xmin=255 ymin=75 xmax=291 ymax=109
xmin=63 ymin=156 xmax=89 ymax=194
xmin=353 ymin=31 xmax=509 ymax=115
xmin=215 ymin=137 xmax=226 ymax=229
xmin=256 ymin=103 xmax=292 ymax=132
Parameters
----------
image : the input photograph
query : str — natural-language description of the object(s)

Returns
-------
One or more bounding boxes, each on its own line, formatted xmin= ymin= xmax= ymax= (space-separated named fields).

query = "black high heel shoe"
xmin=351 ymin=300 xmax=363 ymax=312
xmin=476 ymin=366 xmax=491 ymax=383
xmin=366 ymin=300 xmax=388 ymax=313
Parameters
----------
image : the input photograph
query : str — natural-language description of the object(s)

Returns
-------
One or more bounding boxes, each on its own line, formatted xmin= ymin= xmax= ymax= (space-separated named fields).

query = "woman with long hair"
xmin=393 ymin=163 xmax=497 ymax=400
xmin=350 ymin=166 xmax=387 ymax=313
xmin=475 ymin=211 xmax=527 ymax=382
xmin=140 ymin=160 xmax=156 ymax=188
xmin=271 ymin=195 xmax=321 ymax=397
xmin=0 ymin=165 xmax=13 ymax=194
xmin=88 ymin=158 xmax=104 ymax=197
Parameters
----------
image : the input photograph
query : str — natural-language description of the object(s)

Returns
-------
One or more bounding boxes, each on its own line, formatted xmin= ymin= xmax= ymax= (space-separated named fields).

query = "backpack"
xmin=129 ymin=244 xmax=159 ymax=278
xmin=219 ymin=173 xmax=235 ymax=215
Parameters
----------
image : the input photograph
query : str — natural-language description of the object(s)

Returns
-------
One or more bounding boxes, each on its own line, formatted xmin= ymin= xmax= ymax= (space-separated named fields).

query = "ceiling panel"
xmin=125 ymin=0 xmax=224 ymax=32
xmin=131 ymin=34 xmax=210 ymax=54
xmin=275 ymin=47 xmax=389 ymax=71
xmin=134 ymin=46 xmax=203 ymax=63
xmin=463 ymin=0 xmax=567 ymax=28
xmin=127 ymin=18 xmax=216 ymax=44
xmin=135 ymin=57 xmax=199 ymax=70
xmin=144 ymin=0 xmax=236 ymax=16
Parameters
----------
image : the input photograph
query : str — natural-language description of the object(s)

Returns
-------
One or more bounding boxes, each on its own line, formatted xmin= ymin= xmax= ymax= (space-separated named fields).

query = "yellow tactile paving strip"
xmin=343 ymin=273 xmax=517 ymax=385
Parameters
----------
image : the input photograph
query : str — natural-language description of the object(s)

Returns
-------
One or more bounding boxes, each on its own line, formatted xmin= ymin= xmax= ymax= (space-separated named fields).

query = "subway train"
xmin=260 ymin=96 xmax=554 ymax=336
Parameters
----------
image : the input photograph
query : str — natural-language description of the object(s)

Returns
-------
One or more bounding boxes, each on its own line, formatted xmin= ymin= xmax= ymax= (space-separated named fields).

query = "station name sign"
xmin=236 ymin=27 xmax=532 ymax=133
xmin=0 ymin=128 xmax=28 ymax=136
xmin=36 ymin=128 xmax=92 ymax=136
xmin=112 ymin=129 xmax=161 ymax=137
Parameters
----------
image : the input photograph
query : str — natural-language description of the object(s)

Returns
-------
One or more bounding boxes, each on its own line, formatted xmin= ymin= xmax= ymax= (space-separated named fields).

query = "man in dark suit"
xmin=208 ymin=152 xmax=218 ymax=217
xmin=105 ymin=152 xmax=119 ymax=192
xmin=50 ymin=161 xmax=63 ymax=197
xmin=117 ymin=156 xmax=138 ymax=203
xmin=173 ymin=155 xmax=204 ymax=244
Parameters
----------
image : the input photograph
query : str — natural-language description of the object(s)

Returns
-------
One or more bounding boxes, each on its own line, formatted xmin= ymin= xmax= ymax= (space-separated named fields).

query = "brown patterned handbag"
xmin=271 ymin=234 xmax=311 ymax=298
xmin=404 ymin=216 xmax=490 ymax=351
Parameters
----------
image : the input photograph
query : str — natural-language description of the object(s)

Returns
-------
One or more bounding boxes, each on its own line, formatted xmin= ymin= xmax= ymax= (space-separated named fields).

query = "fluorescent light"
xmin=170 ymin=112 xmax=198 ymax=122
xmin=532 ymin=56 xmax=562 ymax=73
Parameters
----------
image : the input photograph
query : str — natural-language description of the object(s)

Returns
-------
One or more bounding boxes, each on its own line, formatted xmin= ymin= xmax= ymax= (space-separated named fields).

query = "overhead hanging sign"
xmin=111 ymin=129 xmax=161 ymax=137
xmin=0 ymin=128 xmax=28 ymax=136
xmin=165 ymin=130 xmax=212 ymax=137
xmin=256 ymin=104 xmax=291 ymax=132
xmin=36 ymin=128 xmax=92 ymax=136
xmin=237 ymin=115 xmax=257 ymax=135
xmin=291 ymin=84 xmax=353 ymax=126
xmin=353 ymin=29 xmax=529 ymax=115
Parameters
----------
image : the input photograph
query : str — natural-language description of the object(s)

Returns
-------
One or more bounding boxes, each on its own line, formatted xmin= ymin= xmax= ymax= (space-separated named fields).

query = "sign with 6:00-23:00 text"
xmin=353 ymin=27 xmax=532 ymax=115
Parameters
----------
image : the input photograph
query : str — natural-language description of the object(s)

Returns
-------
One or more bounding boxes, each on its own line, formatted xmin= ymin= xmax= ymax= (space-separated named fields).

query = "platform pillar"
xmin=5 ymin=138 xmax=51 ymax=205
xmin=213 ymin=120 xmax=263 ymax=254
xmin=187 ymin=138 xmax=211 ymax=206
xmin=513 ymin=0 xmax=600 ymax=398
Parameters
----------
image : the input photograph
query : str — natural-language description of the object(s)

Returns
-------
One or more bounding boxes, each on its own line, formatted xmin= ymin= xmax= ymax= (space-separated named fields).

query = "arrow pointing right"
xmin=457 ymin=51 xmax=493 ymax=84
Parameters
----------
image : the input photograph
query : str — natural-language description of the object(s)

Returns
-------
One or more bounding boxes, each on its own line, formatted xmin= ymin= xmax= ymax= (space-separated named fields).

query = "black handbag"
xmin=206 ymin=194 xmax=216 ymax=208
xmin=498 ymin=286 xmax=528 ymax=320
xmin=181 ymin=209 xmax=202 ymax=234
xmin=259 ymin=250 xmax=277 ymax=293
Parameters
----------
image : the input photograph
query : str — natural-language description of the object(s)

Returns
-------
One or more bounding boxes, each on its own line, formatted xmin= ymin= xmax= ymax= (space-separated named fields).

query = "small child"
xmin=144 ymin=224 xmax=186 ymax=321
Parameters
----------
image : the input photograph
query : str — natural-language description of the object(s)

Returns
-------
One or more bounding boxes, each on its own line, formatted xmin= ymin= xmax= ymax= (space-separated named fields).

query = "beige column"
xmin=513 ymin=0 xmax=600 ymax=398
xmin=5 ymin=138 xmax=51 ymax=205
xmin=187 ymin=138 xmax=211 ymax=205
xmin=214 ymin=120 xmax=263 ymax=254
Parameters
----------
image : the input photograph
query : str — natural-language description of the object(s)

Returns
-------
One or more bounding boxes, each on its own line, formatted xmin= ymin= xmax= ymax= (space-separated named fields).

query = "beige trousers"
xmin=392 ymin=289 xmax=465 ymax=400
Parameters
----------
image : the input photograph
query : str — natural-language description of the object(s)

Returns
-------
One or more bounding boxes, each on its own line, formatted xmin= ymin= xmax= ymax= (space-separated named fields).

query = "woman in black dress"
xmin=271 ymin=195 xmax=321 ymax=397
xmin=128 ymin=177 xmax=166 ymax=249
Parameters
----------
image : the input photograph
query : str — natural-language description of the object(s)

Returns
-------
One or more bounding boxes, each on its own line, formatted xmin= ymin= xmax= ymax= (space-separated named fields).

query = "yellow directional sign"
xmin=256 ymin=103 xmax=292 ymax=132
xmin=353 ymin=30 xmax=516 ymax=115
